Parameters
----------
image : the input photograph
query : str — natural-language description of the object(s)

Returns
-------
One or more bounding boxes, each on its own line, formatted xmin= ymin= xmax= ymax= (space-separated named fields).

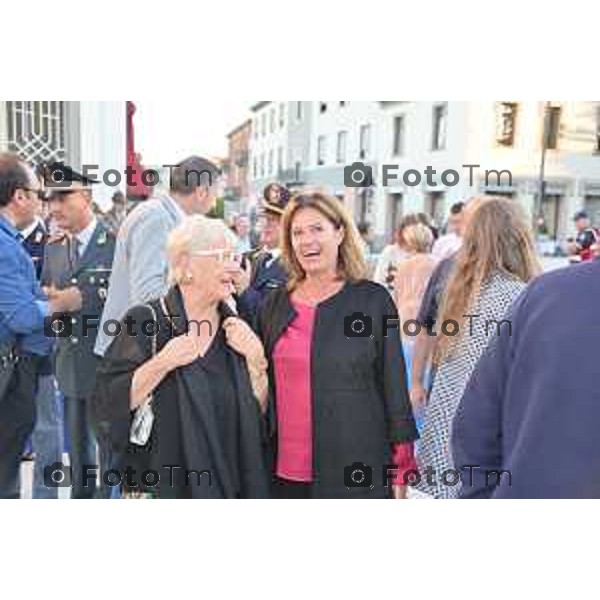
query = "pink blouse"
xmin=273 ymin=301 xmax=316 ymax=481
xmin=273 ymin=299 xmax=416 ymax=485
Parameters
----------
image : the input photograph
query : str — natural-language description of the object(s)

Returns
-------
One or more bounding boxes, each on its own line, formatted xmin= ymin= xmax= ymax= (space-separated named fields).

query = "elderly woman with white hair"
xmin=94 ymin=215 xmax=270 ymax=499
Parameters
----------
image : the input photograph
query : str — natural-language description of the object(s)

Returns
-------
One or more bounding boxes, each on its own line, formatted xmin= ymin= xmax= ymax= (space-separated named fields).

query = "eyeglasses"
xmin=191 ymin=249 xmax=242 ymax=264
xmin=20 ymin=188 xmax=47 ymax=201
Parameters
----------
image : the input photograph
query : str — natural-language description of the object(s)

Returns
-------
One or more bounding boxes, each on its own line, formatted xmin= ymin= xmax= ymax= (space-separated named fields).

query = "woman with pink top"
xmin=256 ymin=192 xmax=418 ymax=499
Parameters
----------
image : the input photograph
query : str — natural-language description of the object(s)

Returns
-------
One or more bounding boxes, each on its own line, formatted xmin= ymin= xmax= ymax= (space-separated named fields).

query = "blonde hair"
xmin=281 ymin=191 xmax=367 ymax=290
xmin=166 ymin=215 xmax=236 ymax=285
xmin=435 ymin=196 xmax=541 ymax=363
xmin=402 ymin=223 xmax=434 ymax=254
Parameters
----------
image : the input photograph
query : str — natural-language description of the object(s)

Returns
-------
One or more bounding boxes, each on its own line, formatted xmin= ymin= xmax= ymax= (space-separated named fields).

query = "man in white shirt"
xmin=431 ymin=201 xmax=465 ymax=262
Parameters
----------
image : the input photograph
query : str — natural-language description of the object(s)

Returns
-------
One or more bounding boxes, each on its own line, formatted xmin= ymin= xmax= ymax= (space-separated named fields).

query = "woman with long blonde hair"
xmin=417 ymin=197 xmax=541 ymax=498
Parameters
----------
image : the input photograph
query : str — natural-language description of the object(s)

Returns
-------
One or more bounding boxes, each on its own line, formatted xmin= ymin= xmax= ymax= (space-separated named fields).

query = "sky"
xmin=133 ymin=100 xmax=255 ymax=165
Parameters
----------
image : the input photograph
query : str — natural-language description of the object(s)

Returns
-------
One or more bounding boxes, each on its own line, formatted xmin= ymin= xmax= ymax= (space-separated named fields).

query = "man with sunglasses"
xmin=0 ymin=153 xmax=82 ymax=498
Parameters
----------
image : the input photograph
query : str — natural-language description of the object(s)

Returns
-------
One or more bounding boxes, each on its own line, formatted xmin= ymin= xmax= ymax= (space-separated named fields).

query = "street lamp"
xmin=534 ymin=101 xmax=552 ymax=237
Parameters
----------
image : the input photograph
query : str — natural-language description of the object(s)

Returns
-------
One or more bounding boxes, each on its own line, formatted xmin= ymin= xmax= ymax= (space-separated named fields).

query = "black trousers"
xmin=64 ymin=395 xmax=113 ymax=499
xmin=0 ymin=358 xmax=40 ymax=499
xmin=272 ymin=477 xmax=313 ymax=499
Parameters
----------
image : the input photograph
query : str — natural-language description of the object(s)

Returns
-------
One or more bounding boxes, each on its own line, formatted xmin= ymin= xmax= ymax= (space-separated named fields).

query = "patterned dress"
xmin=416 ymin=272 xmax=526 ymax=499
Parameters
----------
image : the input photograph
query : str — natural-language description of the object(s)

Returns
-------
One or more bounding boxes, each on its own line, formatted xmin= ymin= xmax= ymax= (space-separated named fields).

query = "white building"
xmin=0 ymin=101 xmax=126 ymax=211
xmin=378 ymin=101 xmax=600 ymax=245
xmin=249 ymin=101 xmax=293 ymax=202
xmin=250 ymin=101 xmax=600 ymax=248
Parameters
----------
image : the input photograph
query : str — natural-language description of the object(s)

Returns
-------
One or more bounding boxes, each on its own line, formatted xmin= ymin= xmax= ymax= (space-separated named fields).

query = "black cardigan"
xmin=256 ymin=280 xmax=418 ymax=498
xmin=93 ymin=287 xmax=270 ymax=499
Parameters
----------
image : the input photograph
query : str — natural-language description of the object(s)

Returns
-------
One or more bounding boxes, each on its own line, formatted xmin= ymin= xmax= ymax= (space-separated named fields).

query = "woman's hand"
xmin=158 ymin=334 xmax=200 ymax=372
xmin=410 ymin=383 xmax=428 ymax=410
xmin=223 ymin=317 xmax=266 ymax=365
xmin=223 ymin=317 xmax=269 ymax=413
xmin=131 ymin=334 xmax=200 ymax=410
xmin=392 ymin=485 xmax=408 ymax=500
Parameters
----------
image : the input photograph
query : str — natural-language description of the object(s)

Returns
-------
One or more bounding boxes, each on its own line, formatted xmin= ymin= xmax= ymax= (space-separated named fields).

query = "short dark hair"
xmin=112 ymin=190 xmax=126 ymax=205
xmin=169 ymin=156 xmax=220 ymax=195
xmin=450 ymin=202 xmax=465 ymax=215
xmin=0 ymin=153 xmax=30 ymax=208
xmin=357 ymin=222 xmax=371 ymax=236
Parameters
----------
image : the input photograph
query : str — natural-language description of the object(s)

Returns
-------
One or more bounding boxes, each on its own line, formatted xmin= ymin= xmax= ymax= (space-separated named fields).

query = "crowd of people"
xmin=0 ymin=150 xmax=599 ymax=499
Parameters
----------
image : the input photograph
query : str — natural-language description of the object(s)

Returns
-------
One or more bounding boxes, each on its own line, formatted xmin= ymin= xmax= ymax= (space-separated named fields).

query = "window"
xmin=317 ymin=135 xmax=327 ymax=166
xmin=320 ymin=102 xmax=328 ymax=114
xmin=261 ymin=114 xmax=266 ymax=137
xmin=432 ymin=104 xmax=447 ymax=150
xmin=337 ymin=131 xmax=347 ymax=164
xmin=254 ymin=119 xmax=259 ymax=139
xmin=496 ymin=102 xmax=518 ymax=147
xmin=340 ymin=101 xmax=347 ymax=107
xmin=279 ymin=103 xmax=285 ymax=128
xmin=6 ymin=100 xmax=66 ymax=163
xmin=270 ymin=109 xmax=276 ymax=133
xmin=545 ymin=105 xmax=561 ymax=150
xmin=260 ymin=154 xmax=265 ymax=178
xmin=296 ymin=101 xmax=303 ymax=121
xmin=268 ymin=150 xmax=274 ymax=175
xmin=392 ymin=116 xmax=405 ymax=156
xmin=359 ymin=124 xmax=371 ymax=159
xmin=295 ymin=161 xmax=302 ymax=182
xmin=253 ymin=157 xmax=257 ymax=179
xmin=277 ymin=147 xmax=284 ymax=174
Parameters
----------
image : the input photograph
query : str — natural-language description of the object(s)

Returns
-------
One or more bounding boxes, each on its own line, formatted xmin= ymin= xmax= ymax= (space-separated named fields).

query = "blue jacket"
xmin=238 ymin=253 xmax=288 ymax=322
xmin=452 ymin=260 xmax=600 ymax=498
xmin=0 ymin=215 xmax=52 ymax=356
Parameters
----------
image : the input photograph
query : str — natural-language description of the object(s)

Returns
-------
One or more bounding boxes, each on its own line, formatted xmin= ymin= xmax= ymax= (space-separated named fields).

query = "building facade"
xmin=377 ymin=101 xmax=600 ymax=245
xmin=246 ymin=101 xmax=600 ymax=249
xmin=225 ymin=119 xmax=252 ymax=212
xmin=249 ymin=101 xmax=293 ymax=201
xmin=0 ymin=101 xmax=127 ymax=210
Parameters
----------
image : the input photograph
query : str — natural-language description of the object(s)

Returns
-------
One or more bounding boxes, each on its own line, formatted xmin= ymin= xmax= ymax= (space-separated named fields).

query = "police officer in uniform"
xmin=21 ymin=212 xmax=48 ymax=279
xmin=41 ymin=163 xmax=116 ymax=499
xmin=236 ymin=183 xmax=290 ymax=322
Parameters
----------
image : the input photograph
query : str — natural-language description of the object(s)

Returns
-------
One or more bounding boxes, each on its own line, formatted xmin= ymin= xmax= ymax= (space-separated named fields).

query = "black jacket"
xmin=256 ymin=280 xmax=418 ymax=498
xmin=93 ymin=287 xmax=270 ymax=499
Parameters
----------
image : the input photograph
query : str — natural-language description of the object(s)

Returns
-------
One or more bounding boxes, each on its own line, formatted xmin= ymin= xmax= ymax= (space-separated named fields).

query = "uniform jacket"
xmin=238 ymin=251 xmax=288 ymax=322
xmin=22 ymin=219 xmax=48 ymax=280
xmin=42 ymin=222 xmax=116 ymax=398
